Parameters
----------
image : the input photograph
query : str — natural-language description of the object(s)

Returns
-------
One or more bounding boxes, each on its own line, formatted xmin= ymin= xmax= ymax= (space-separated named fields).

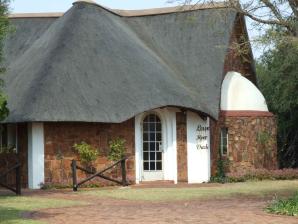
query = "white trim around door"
xmin=135 ymin=107 xmax=178 ymax=184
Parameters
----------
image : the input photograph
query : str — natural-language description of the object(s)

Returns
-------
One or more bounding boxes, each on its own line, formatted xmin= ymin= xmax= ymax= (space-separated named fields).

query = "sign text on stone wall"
xmin=196 ymin=124 xmax=209 ymax=150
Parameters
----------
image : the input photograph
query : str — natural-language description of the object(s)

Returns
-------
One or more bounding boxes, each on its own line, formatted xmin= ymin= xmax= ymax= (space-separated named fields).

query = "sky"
xmin=10 ymin=0 xmax=175 ymax=12
xmin=10 ymin=0 xmax=261 ymax=58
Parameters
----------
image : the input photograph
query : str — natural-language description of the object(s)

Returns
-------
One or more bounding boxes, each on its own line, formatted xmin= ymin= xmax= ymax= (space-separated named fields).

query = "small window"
xmin=0 ymin=124 xmax=7 ymax=148
xmin=0 ymin=124 xmax=17 ymax=152
xmin=220 ymin=127 xmax=228 ymax=156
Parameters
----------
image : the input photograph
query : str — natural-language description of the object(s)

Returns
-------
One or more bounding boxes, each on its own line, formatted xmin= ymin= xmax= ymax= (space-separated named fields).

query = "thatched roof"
xmin=3 ymin=1 xmax=236 ymax=123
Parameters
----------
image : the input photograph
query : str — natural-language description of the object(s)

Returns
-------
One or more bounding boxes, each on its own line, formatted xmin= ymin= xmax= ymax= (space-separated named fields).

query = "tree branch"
xmin=227 ymin=1 xmax=285 ymax=26
xmin=226 ymin=0 xmax=296 ymax=36
xmin=260 ymin=0 xmax=284 ymax=22
xmin=179 ymin=0 xmax=297 ymax=36
xmin=288 ymin=0 xmax=298 ymax=18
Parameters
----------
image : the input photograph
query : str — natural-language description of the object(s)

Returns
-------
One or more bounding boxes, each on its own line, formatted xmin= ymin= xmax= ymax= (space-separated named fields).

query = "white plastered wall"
xmin=28 ymin=123 xmax=45 ymax=189
xmin=221 ymin=71 xmax=269 ymax=111
xmin=187 ymin=112 xmax=211 ymax=183
xmin=135 ymin=107 xmax=178 ymax=184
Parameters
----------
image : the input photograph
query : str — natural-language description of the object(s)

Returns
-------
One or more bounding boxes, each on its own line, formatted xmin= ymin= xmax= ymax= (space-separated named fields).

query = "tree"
xmin=0 ymin=0 xmax=10 ymax=121
xmin=257 ymin=42 xmax=298 ymax=168
xmin=172 ymin=0 xmax=298 ymax=167
xmin=171 ymin=0 xmax=298 ymax=46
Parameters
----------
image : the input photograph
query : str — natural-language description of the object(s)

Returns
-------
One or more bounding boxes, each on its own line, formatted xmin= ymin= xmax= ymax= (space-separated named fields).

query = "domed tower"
xmin=214 ymin=71 xmax=277 ymax=173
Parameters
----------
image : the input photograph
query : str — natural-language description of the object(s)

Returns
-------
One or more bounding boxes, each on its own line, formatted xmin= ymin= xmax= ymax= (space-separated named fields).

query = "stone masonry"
xmin=210 ymin=112 xmax=278 ymax=175
xmin=44 ymin=120 xmax=135 ymax=186
xmin=176 ymin=112 xmax=188 ymax=182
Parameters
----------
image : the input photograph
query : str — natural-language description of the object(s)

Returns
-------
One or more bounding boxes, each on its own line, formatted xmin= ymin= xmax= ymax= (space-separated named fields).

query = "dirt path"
xmin=23 ymin=191 xmax=298 ymax=224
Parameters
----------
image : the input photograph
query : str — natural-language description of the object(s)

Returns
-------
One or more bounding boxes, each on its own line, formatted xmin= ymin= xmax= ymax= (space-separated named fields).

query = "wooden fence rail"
xmin=71 ymin=158 xmax=128 ymax=191
xmin=0 ymin=163 xmax=21 ymax=195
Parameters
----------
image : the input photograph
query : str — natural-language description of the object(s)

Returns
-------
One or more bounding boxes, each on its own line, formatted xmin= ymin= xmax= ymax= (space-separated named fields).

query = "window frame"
xmin=142 ymin=113 xmax=163 ymax=171
xmin=0 ymin=124 xmax=17 ymax=152
xmin=220 ymin=127 xmax=228 ymax=156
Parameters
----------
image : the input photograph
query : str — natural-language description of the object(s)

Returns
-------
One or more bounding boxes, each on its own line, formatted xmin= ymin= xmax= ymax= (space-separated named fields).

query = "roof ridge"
xmin=9 ymin=2 xmax=228 ymax=19
xmin=111 ymin=3 xmax=228 ymax=17
xmin=9 ymin=12 xmax=64 ymax=18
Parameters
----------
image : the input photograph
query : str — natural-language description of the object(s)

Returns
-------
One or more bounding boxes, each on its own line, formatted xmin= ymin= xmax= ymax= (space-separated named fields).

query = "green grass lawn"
xmin=0 ymin=196 xmax=85 ymax=224
xmin=1 ymin=180 xmax=297 ymax=224
xmin=84 ymin=180 xmax=298 ymax=201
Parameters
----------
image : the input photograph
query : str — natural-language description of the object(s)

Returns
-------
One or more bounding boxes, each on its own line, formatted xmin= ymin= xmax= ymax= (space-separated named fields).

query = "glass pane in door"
xmin=142 ymin=114 xmax=162 ymax=171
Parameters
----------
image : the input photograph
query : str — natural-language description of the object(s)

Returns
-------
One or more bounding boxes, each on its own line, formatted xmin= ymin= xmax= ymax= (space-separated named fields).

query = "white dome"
xmin=221 ymin=71 xmax=268 ymax=111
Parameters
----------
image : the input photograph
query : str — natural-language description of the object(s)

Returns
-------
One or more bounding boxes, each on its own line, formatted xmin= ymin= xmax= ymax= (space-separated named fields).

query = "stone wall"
xmin=1 ymin=113 xmax=278 ymax=187
xmin=210 ymin=112 xmax=278 ymax=175
xmin=224 ymin=14 xmax=256 ymax=84
xmin=209 ymin=118 xmax=219 ymax=175
xmin=176 ymin=112 xmax=188 ymax=182
xmin=17 ymin=123 xmax=28 ymax=187
xmin=44 ymin=120 xmax=135 ymax=186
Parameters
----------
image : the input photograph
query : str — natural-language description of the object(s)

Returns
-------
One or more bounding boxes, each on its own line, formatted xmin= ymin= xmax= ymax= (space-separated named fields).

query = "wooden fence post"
xmin=15 ymin=164 xmax=21 ymax=195
xmin=71 ymin=160 xmax=78 ymax=191
xmin=121 ymin=158 xmax=127 ymax=186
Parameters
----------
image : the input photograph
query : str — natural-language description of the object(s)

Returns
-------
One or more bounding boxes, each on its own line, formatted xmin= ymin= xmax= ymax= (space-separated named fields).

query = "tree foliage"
xmin=108 ymin=138 xmax=126 ymax=161
xmin=0 ymin=0 xmax=10 ymax=121
xmin=257 ymin=42 xmax=298 ymax=168
xmin=73 ymin=142 xmax=99 ymax=164
xmin=172 ymin=0 xmax=298 ymax=37
xmin=173 ymin=0 xmax=298 ymax=167
xmin=171 ymin=0 xmax=298 ymax=55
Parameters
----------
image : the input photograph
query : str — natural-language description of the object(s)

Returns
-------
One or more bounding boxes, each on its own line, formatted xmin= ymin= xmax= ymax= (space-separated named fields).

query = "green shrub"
xmin=210 ymin=159 xmax=227 ymax=183
xmin=0 ymin=145 xmax=16 ymax=154
xmin=40 ymin=183 xmax=72 ymax=190
xmin=226 ymin=168 xmax=298 ymax=182
xmin=73 ymin=142 xmax=99 ymax=164
xmin=210 ymin=146 xmax=229 ymax=183
xmin=211 ymin=168 xmax=298 ymax=183
xmin=40 ymin=182 xmax=102 ymax=190
xmin=266 ymin=192 xmax=298 ymax=216
xmin=108 ymin=138 xmax=126 ymax=161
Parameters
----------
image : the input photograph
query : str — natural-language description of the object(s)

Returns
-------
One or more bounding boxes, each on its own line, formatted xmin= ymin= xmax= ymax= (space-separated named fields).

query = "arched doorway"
xmin=142 ymin=114 xmax=163 ymax=181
